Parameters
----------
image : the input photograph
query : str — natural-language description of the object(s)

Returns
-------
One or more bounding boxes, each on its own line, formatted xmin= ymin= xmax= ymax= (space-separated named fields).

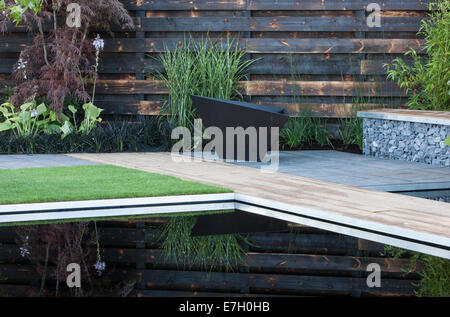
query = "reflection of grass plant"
xmin=383 ymin=245 xmax=450 ymax=297
xmin=160 ymin=215 xmax=247 ymax=272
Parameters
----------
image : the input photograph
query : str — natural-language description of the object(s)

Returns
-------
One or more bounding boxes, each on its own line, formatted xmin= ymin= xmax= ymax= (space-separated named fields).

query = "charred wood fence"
xmin=0 ymin=0 xmax=431 ymax=117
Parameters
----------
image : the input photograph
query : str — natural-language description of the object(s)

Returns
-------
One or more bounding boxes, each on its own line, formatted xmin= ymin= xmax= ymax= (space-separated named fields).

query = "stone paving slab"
xmin=231 ymin=151 xmax=450 ymax=192
xmin=0 ymin=154 xmax=101 ymax=169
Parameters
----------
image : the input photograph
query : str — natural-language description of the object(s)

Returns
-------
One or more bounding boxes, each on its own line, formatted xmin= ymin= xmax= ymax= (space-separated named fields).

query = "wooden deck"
xmin=358 ymin=109 xmax=450 ymax=125
xmin=68 ymin=152 xmax=450 ymax=259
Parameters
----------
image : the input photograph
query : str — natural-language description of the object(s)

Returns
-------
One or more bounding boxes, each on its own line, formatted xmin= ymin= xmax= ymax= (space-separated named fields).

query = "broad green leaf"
xmin=36 ymin=103 xmax=47 ymax=116
xmin=44 ymin=124 xmax=61 ymax=134
xmin=20 ymin=102 xmax=34 ymax=112
xmin=0 ymin=122 xmax=13 ymax=132
xmin=445 ymin=137 xmax=450 ymax=146
xmin=68 ymin=105 xmax=78 ymax=115
xmin=60 ymin=121 xmax=74 ymax=138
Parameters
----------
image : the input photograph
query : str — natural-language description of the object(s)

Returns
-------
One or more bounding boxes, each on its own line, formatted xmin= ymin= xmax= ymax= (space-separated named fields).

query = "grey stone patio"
xmin=232 ymin=151 xmax=450 ymax=192
xmin=0 ymin=154 xmax=100 ymax=170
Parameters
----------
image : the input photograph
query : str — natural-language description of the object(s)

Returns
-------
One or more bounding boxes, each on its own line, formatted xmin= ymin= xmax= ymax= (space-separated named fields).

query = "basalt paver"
xmin=0 ymin=154 xmax=100 ymax=170
xmin=232 ymin=151 xmax=450 ymax=192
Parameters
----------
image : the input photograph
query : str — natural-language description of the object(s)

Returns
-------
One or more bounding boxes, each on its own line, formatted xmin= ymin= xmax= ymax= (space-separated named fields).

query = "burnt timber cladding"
xmin=0 ymin=0 xmax=431 ymax=117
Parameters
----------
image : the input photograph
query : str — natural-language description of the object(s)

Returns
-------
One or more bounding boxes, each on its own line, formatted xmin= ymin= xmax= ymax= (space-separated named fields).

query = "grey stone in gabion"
xmin=363 ymin=118 xmax=449 ymax=167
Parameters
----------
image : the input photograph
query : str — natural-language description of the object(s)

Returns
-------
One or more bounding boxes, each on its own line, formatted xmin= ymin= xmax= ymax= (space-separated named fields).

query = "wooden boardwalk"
xmin=68 ymin=152 xmax=450 ymax=259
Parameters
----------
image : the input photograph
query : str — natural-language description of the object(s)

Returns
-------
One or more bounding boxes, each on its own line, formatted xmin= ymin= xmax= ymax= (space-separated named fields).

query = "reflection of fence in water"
xmin=0 ymin=220 xmax=422 ymax=297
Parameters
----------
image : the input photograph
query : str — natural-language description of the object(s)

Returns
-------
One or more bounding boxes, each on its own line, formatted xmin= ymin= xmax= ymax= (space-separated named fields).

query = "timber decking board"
xmin=358 ymin=109 xmax=450 ymax=125
xmin=67 ymin=153 xmax=450 ymax=251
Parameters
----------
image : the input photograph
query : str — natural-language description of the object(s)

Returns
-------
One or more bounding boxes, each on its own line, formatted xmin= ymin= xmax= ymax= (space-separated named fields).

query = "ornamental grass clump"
xmin=155 ymin=36 xmax=256 ymax=269
xmin=155 ymin=36 xmax=257 ymax=130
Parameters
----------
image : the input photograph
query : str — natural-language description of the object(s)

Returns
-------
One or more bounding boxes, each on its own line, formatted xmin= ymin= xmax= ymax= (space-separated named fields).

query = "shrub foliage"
xmin=0 ymin=0 xmax=133 ymax=113
xmin=385 ymin=1 xmax=450 ymax=110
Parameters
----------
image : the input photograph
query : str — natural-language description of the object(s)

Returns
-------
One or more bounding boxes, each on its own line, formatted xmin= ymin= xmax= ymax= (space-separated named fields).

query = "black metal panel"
xmin=191 ymin=95 xmax=289 ymax=162
xmin=190 ymin=211 xmax=288 ymax=236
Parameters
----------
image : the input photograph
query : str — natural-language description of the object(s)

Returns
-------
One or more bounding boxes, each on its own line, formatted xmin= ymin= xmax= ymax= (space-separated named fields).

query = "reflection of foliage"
xmin=384 ymin=245 xmax=450 ymax=297
xmin=16 ymin=223 xmax=99 ymax=297
xmin=445 ymin=136 xmax=450 ymax=146
xmin=0 ymin=242 xmax=6 ymax=283
xmin=160 ymin=215 xmax=248 ymax=272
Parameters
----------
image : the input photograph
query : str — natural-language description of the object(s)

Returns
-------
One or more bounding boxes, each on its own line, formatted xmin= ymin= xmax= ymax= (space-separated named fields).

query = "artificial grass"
xmin=0 ymin=165 xmax=232 ymax=205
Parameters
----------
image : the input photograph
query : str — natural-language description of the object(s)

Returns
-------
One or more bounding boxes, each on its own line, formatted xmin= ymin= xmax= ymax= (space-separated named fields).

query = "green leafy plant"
xmin=280 ymin=110 xmax=332 ymax=149
xmin=281 ymin=116 xmax=314 ymax=149
xmin=444 ymin=136 xmax=450 ymax=146
xmin=155 ymin=42 xmax=200 ymax=129
xmin=312 ymin=116 xmax=333 ymax=147
xmin=155 ymin=35 xmax=257 ymax=130
xmin=0 ymin=0 xmax=43 ymax=24
xmin=385 ymin=1 xmax=450 ymax=110
xmin=0 ymin=116 xmax=166 ymax=155
xmin=0 ymin=100 xmax=61 ymax=136
xmin=338 ymin=107 xmax=364 ymax=150
xmin=61 ymin=103 xmax=103 ymax=138
xmin=384 ymin=245 xmax=450 ymax=297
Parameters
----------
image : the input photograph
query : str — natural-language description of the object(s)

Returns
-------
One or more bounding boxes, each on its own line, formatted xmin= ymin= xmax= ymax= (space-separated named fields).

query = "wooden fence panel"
xmin=0 ymin=0 xmax=430 ymax=117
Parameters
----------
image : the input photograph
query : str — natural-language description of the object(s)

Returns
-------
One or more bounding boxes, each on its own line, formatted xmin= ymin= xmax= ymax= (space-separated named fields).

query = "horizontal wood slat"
xmin=0 ymin=56 xmax=406 ymax=76
xmin=0 ymin=38 xmax=424 ymax=54
xmin=110 ymin=268 xmax=417 ymax=296
xmin=122 ymin=0 xmax=432 ymax=11
xmin=136 ymin=17 xmax=424 ymax=32
xmin=6 ymin=16 xmax=425 ymax=33
xmin=102 ymin=248 xmax=422 ymax=276
xmin=0 ymin=0 xmax=428 ymax=117
xmin=90 ymin=80 xmax=403 ymax=96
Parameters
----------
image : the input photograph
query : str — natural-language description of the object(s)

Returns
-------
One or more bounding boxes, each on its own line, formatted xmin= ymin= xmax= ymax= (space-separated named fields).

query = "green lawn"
xmin=0 ymin=165 xmax=231 ymax=205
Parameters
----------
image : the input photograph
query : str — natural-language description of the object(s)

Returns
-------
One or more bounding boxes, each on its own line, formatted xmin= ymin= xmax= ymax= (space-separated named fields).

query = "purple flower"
xmin=30 ymin=109 xmax=38 ymax=118
xmin=20 ymin=247 xmax=30 ymax=257
xmin=94 ymin=261 xmax=106 ymax=276
xmin=93 ymin=34 xmax=104 ymax=51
